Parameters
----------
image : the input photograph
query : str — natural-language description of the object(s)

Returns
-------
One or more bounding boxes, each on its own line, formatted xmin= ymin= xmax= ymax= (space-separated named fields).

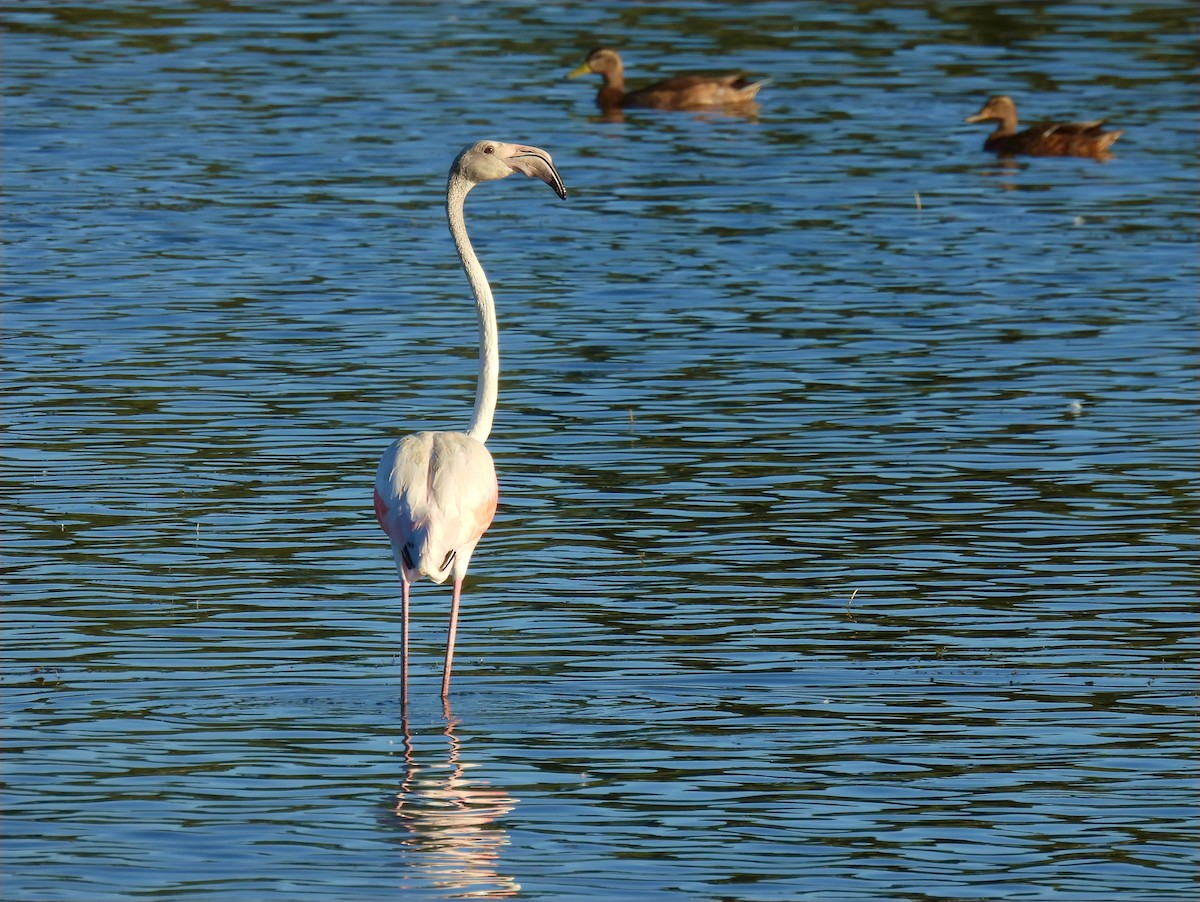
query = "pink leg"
xmin=441 ymin=577 xmax=462 ymax=698
xmin=400 ymin=568 xmax=410 ymax=709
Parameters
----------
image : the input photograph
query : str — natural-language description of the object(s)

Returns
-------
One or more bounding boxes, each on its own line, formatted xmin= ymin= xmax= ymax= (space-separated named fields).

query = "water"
xmin=3 ymin=1 xmax=1197 ymax=899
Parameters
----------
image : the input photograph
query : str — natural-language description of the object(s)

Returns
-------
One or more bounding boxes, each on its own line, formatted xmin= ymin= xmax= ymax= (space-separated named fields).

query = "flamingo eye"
xmin=483 ymin=145 xmax=494 ymax=154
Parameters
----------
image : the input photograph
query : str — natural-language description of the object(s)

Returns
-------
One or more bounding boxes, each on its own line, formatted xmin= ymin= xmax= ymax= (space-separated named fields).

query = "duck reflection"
xmin=387 ymin=701 xmax=519 ymax=898
xmin=589 ymin=102 xmax=760 ymax=125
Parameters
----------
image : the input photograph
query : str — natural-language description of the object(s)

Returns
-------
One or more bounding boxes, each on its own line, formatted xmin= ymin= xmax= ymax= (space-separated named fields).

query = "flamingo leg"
xmin=442 ymin=577 xmax=463 ymax=698
xmin=400 ymin=567 xmax=410 ymax=709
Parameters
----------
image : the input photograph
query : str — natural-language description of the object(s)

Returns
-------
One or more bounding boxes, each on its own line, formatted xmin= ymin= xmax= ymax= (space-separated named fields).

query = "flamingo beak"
xmin=507 ymin=147 xmax=567 ymax=200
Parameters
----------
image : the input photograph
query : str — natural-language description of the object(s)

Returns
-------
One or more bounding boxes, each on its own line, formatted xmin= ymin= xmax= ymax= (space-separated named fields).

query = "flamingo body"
xmin=375 ymin=431 xmax=498 ymax=586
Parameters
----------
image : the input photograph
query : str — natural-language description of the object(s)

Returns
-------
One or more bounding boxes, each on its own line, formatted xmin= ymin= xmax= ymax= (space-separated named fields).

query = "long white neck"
xmin=446 ymin=172 xmax=498 ymax=443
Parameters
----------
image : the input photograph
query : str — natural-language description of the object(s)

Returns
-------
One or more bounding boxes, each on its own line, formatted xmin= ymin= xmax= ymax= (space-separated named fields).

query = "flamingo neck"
xmin=446 ymin=172 xmax=498 ymax=444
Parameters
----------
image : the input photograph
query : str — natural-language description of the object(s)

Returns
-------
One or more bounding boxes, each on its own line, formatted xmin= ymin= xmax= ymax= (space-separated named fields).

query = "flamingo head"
xmin=452 ymin=140 xmax=567 ymax=200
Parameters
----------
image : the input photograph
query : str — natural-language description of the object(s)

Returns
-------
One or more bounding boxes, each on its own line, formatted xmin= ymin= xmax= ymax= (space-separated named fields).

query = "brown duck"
xmin=568 ymin=47 xmax=768 ymax=112
xmin=965 ymin=95 xmax=1123 ymax=159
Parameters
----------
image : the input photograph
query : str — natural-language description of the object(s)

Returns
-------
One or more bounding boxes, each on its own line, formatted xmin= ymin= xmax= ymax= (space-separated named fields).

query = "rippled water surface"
xmin=4 ymin=2 xmax=1198 ymax=899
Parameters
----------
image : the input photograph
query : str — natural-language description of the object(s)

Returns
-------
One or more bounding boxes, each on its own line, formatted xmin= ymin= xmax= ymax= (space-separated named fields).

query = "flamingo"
xmin=373 ymin=140 xmax=567 ymax=700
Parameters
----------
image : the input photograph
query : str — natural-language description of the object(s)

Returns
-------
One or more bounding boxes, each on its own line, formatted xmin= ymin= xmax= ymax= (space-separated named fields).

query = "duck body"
xmin=569 ymin=47 xmax=767 ymax=112
xmin=966 ymin=95 xmax=1123 ymax=159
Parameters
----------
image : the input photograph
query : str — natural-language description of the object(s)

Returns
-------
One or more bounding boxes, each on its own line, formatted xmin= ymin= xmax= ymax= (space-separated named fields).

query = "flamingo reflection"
xmin=388 ymin=702 xmax=519 ymax=898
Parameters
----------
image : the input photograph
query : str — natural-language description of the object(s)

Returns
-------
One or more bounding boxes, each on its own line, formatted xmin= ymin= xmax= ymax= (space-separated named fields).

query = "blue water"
xmin=3 ymin=1 xmax=1197 ymax=899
